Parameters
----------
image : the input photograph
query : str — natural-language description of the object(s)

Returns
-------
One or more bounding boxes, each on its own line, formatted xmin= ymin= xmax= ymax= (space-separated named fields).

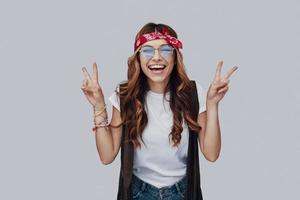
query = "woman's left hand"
xmin=207 ymin=61 xmax=238 ymax=105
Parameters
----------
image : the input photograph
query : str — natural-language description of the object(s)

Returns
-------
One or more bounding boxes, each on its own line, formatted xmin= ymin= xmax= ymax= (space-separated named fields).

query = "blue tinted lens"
xmin=140 ymin=46 xmax=154 ymax=59
xmin=159 ymin=45 xmax=173 ymax=57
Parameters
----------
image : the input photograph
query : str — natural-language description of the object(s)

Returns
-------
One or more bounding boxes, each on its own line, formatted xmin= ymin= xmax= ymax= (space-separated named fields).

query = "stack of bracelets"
xmin=92 ymin=104 xmax=109 ymax=132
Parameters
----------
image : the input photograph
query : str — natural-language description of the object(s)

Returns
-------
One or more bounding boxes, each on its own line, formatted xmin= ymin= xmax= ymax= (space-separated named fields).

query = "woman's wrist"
xmin=92 ymin=103 xmax=109 ymax=131
xmin=94 ymin=114 xmax=107 ymax=123
xmin=94 ymin=104 xmax=107 ymax=117
xmin=206 ymin=100 xmax=218 ymax=109
xmin=94 ymin=103 xmax=106 ymax=111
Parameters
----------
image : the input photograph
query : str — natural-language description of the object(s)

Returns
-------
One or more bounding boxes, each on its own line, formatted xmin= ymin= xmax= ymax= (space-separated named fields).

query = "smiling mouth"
xmin=148 ymin=64 xmax=166 ymax=71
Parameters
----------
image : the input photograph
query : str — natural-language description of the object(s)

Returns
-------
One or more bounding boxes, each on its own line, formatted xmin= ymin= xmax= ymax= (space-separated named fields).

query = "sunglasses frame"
xmin=139 ymin=44 xmax=175 ymax=60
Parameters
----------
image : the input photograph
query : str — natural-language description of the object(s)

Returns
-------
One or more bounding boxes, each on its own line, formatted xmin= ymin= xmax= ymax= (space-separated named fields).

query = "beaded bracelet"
xmin=92 ymin=120 xmax=109 ymax=132
xmin=92 ymin=105 xmax=109 ymax=132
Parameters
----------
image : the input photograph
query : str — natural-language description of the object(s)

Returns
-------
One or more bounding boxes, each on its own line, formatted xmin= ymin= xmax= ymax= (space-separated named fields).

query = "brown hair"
xmin=114 ymin=22 xmax=201 ymax=150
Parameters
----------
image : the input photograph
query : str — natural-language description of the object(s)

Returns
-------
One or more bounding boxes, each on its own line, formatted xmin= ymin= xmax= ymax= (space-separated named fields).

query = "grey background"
xmin=0 ymin=0 xmax=299 ymax=199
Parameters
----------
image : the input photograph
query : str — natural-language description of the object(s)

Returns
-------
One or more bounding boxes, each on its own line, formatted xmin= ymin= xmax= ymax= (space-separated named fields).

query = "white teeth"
xmin=148 ymin=64 xmax=166 ymax=69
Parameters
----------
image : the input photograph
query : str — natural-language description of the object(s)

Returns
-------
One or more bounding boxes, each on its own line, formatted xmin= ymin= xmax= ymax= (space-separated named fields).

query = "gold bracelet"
xmin=93 ymin=104 xmax=106 ymax=111
xmin=94 ymin=114 xmax=108 ymax=123
xmin=94 ymin=114 xmax=108 ymax=124
xmin=95 ymin=111 xmax=106 ymax=117
xmin=93 ymin=105 xmax=107 ymax=117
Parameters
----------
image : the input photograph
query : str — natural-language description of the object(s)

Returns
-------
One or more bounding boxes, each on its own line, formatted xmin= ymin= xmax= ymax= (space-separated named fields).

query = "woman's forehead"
xmin=142 ymin=39 xmax=168 ymax=47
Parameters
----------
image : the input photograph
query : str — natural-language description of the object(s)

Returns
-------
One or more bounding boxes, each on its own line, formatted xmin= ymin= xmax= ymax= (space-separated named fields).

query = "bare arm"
xmin=197 ymin=105 xmax=221 ymax=163
xmin=95 ymin=105 xmax=122 ymax=165
xmin=197 ymin=61 xmax=238 ymax=162
xmin=81 ymin=62 xmax=123 ymax=165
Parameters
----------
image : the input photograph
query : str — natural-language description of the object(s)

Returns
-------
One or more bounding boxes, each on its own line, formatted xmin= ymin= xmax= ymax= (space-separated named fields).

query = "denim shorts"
xmin=131 ymin=174 xmax=187 ymax=200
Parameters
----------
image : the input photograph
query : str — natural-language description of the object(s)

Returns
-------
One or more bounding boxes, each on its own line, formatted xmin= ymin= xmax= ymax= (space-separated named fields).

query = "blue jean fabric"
xmin=131 ymin=174 xmax=187 ymax=200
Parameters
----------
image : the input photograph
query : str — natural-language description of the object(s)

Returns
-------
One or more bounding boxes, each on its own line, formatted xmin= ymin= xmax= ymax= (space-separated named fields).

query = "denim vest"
xmin=117 ymin=80 xmax=203 ymax=200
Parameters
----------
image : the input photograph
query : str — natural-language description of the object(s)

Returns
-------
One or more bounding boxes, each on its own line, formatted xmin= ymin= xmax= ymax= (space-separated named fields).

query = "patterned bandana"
xmin=134 ymin=27 xmax=183 ymax=51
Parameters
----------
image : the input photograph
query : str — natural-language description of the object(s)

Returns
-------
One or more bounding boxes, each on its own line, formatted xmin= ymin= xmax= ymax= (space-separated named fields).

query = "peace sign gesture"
xmin=81 ymin=62 xmax=105 ymax=109
xmin=207 ymin=61 xmax=238 ymax=105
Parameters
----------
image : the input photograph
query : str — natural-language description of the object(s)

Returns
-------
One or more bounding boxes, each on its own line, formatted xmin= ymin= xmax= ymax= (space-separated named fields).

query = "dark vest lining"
xmin=117 ymin=80 xmax=203 ymax=200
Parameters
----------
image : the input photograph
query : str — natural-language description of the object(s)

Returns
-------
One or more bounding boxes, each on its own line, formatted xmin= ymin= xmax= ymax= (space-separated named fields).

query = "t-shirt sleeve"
xmin=195 ymin=81 xmax=207 ymax=114
xmin=108 ymin=85 xmax=120 ymax=112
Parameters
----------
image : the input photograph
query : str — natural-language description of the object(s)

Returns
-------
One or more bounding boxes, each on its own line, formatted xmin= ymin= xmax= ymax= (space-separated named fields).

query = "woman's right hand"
xmin=81 ymin=62 xmax=105 ymax=109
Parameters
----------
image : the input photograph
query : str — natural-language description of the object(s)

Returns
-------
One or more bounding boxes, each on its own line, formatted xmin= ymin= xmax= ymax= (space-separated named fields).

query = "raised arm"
xmin=198 ymin=61 xmax=238 ymax=162
xmin=81 ymin=62 xmax=123 ymax=165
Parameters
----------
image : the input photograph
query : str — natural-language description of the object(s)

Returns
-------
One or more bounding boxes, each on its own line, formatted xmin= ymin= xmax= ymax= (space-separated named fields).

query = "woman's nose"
xmin=152 ymin=49 xmax=162 ymax=60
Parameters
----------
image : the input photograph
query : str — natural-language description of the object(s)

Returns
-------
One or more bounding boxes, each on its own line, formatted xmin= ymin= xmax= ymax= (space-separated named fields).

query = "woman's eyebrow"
xmin=141 ymin=44 xmax=169 ymax=48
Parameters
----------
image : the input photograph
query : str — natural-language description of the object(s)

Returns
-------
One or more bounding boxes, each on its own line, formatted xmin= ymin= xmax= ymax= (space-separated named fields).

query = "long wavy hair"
xmin=113 ymin=22 xmax=202 ymax=150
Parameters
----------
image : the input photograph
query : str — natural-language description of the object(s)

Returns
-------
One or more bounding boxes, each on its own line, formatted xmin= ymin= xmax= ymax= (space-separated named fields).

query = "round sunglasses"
xmin=139 ymin=44 xmax=174 ymax=60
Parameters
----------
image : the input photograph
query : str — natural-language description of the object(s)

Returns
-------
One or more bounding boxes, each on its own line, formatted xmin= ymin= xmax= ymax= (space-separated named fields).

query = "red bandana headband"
xmin=134 ymin=27 xmax=183 ymax=51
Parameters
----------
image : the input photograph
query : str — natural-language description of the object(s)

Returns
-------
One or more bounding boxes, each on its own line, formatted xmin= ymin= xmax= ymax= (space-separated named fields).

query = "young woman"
xmin=81 ymin=22 xmax=238 ymax=200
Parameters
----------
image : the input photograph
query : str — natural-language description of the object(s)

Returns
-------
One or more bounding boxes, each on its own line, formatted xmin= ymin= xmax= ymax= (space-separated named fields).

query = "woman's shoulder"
xmin=189 ymin=80 xmax=206 ymax=93
xmin=116 ymin=80 xmax=128 ymax=92
xmin=195 ymin=80 xmax=205 ymax=90
xmin=192 ymin=80 xmax=207 ymax=113
xmin=108 ymin=81 xmax=127 ymax=112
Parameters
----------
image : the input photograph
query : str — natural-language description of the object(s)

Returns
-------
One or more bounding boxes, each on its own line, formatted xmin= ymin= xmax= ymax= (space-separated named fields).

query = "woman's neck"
xmin=147 ymin=79 xmax=169 ymax=94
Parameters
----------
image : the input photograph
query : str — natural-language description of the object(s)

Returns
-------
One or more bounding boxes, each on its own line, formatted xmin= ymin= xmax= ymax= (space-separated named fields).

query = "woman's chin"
xmin=146 ymin=74 xmax=171 ymax=84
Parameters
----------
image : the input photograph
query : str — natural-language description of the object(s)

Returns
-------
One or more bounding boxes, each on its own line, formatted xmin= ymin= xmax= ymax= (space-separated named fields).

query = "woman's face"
xmin=139 ymin=39 xmax=175 ymax=87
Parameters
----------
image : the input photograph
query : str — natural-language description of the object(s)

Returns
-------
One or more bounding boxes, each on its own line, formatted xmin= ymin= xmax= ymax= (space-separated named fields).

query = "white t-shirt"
xmin=108 ymin=81 xmax=207 ymax=188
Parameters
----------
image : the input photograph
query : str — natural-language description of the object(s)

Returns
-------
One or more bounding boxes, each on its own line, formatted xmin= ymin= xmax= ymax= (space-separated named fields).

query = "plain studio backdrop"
xmin=0 ymin=0 xmax=299 ymax=199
